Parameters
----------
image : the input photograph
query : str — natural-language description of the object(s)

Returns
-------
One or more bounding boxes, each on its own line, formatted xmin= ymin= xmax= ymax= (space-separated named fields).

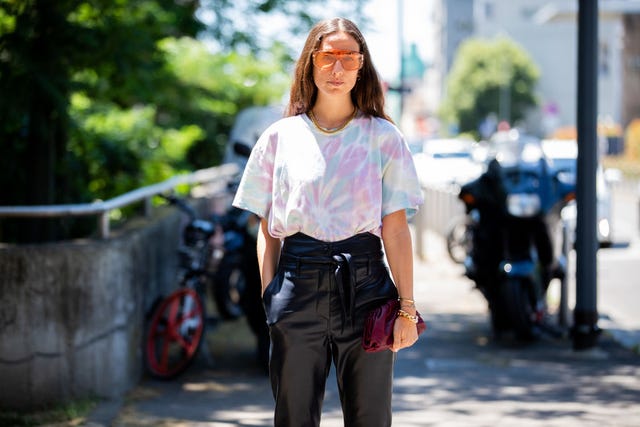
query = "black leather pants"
xmin=262 ymin=232 xmax=398 ymax=427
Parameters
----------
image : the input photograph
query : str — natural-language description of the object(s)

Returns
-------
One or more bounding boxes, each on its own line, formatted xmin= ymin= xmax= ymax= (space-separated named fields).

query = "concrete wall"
xmin=0 ymin=204 xmax=185 ymax=410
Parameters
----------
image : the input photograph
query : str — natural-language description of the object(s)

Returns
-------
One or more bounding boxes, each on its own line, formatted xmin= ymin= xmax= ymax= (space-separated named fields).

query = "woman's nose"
xmin=331 ymin=59 xmax=345 ymax=73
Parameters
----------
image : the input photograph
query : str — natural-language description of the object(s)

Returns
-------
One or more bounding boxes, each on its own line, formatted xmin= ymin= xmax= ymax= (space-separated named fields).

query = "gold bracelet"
xmin=397 ymin=309 xmax=419 ymax=324
xmin=398 ymin=297 xmax=416 ymax=309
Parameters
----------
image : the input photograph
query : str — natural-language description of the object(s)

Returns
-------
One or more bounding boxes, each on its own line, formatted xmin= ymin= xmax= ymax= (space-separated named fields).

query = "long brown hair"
xmin=286 ymin=17 xmax=392 ymax=122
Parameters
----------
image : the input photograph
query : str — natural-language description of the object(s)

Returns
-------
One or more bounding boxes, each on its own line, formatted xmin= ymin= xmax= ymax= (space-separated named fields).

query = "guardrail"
xmin=412 ymin=183 xmax=465 ymax=258
xmin=0 ymin=163 xmax=239 ymax=239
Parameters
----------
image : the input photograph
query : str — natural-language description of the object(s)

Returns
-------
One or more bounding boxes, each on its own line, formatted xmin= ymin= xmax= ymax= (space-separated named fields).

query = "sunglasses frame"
xmin=312 ymin=49 xmax=364 ymax=71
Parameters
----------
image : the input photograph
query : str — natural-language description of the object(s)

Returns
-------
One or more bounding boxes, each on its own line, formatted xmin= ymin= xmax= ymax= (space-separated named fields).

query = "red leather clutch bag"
xmin=362 ymin=298 xmax=426 ymax=353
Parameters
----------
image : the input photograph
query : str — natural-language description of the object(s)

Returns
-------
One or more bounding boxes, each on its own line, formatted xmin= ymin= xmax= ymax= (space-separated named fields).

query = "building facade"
xmin=405 ymin=0 xmax=640 ymax=139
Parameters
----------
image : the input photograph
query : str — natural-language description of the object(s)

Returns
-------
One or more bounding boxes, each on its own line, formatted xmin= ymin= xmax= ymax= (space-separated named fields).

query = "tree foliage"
xmin=440 ymin=36 xmax=540 ymax=139
xmin=198 ymin=0 xmax=368 ymax=54
xmin=0 ymin=0 xmax=359 ymax=242
xmin=0 ymin=0 xmax=204 ymax=240
xmin=67 ymin=38 xmax=290 ymax=203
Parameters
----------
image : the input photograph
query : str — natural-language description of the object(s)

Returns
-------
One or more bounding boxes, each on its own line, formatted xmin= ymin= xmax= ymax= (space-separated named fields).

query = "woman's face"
xmin=312 ymin=31 xmax=362 ymax=101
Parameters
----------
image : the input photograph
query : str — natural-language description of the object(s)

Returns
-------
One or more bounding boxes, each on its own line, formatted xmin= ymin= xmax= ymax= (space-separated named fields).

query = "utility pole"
xmin=573 ymin=0 xmax=600 ymax=350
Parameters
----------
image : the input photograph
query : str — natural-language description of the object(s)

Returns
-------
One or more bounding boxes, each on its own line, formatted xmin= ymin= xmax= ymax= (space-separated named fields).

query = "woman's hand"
xmin=390 ymin=311 xmax=419 ymax=352
xmin=257 ymin=218 xmax=281 ymax=296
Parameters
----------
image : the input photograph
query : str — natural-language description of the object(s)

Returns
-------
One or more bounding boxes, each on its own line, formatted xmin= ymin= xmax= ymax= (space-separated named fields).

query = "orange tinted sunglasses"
xmin=312 ymin=50 xmax=363 ymax=71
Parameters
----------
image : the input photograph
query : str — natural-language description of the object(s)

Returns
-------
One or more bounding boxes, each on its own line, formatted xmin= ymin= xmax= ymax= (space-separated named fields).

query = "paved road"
xmin=86 ymin=232 xmax=640 ymax=427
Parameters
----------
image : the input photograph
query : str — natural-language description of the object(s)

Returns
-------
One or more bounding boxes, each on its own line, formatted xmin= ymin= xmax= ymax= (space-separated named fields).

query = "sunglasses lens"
xmin=341 ymin=54 xmax=359 ymax=70
xmin=314 ymin=52 xmax=335 ymax=69
xmin=313 ymin=51 xmax=362 ymax=70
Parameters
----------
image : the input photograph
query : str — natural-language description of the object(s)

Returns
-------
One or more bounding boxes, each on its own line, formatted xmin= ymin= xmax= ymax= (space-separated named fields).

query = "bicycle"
xmin=144 ymin=193 xmax=246 ymax=379
xmin=143 ymin=194 xmax=212 ymax=378
xmin=445 ymin=213 xmax=474 ymax=265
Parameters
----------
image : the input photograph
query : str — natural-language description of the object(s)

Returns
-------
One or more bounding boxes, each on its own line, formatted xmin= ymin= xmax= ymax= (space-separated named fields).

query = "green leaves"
xmin=440 ymin=36 xmax=540 ymax=139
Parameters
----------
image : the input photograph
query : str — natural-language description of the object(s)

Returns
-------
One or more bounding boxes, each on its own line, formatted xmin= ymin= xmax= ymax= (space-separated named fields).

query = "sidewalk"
xmin=87 ymin=232 xmax=640 ymax=427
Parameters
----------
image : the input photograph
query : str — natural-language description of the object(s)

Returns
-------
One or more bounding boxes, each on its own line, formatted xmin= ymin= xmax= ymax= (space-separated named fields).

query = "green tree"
xmin=0 ymin=0 xmax=203 ymax=241
xmin=440 ymin=36 xmax=540 ymax=139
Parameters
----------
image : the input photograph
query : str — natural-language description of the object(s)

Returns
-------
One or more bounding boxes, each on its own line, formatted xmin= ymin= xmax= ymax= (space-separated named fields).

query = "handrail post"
xmin=99 ymin=212 xmax=110 ymax=239
xmin=144 ymin=197 xmax=153 ymax=218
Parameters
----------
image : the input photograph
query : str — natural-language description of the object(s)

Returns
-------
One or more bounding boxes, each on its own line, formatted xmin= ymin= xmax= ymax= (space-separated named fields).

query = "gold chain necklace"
xmin=308 ymin=108 xmax=357 ymax=134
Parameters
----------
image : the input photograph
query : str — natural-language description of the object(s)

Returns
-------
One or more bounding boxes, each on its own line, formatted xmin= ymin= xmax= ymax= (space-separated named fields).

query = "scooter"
xmin=458 ymin=131 xmax=575 ymax=340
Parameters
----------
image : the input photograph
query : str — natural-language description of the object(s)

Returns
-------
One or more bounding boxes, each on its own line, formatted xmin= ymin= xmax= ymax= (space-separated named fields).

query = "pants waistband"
xmin=281 ymin=232 xmax=384 ymax=330
xmin=282 ymin=232 xmax=382 ymax=259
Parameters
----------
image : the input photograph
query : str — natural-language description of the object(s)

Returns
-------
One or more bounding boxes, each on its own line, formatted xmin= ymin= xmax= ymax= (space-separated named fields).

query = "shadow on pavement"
xmin=94 ymin=229 xmax=640 ymax=427
xmin=99 ymin=307 xmax=640 ymax=427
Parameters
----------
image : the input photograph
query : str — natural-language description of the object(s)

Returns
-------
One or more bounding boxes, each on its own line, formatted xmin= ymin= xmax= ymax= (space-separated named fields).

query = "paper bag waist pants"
xmin=262 ymin=232 xmax=398 ymax=427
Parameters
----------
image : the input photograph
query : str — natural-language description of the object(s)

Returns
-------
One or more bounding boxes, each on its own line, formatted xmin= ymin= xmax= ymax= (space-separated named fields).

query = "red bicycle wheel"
xmin=145 ymin=287 xmax=205 ymax=379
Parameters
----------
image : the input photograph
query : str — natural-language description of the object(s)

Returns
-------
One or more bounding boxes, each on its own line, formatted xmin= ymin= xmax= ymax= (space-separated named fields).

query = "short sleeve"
xmin=232 ymin=130 xmax=275 ymax=218
xmin=381 ymin=134 xmax=424 ymax=219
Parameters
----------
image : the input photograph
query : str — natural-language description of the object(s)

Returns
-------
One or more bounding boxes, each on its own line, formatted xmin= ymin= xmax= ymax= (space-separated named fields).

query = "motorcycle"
xmin=458 ymin=131 xmax=575 ymax=340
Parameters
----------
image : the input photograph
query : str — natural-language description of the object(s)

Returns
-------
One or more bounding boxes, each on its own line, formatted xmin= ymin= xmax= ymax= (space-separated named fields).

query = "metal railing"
xmin=0 ymin=163 xmax=239 ymax=239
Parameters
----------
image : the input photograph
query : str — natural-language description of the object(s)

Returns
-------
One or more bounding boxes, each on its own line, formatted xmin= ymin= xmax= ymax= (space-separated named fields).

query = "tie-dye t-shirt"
xmin=232 ymin=111 xmax=424 ymax=242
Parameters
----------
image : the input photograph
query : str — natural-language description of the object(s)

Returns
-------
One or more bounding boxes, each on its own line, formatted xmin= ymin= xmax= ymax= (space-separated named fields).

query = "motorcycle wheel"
xmin=144 ymin=287 xmax=205 ymax=379
xmin=501 ymin=278 xmax=538 ymax=341
xmin=214 ymin=260 xmax=246 ymax=320
xmin=445 ymin=216 xmax=470 ymax=265
xmin=487 ymin=295 xmax=510 ymax=337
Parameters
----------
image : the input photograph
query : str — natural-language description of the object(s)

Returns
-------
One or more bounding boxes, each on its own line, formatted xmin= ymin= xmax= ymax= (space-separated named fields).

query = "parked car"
xmin=541 ymin=138 xmax=615 ymax=247
xmin=412 ymin=138 xmax=484 ymax=187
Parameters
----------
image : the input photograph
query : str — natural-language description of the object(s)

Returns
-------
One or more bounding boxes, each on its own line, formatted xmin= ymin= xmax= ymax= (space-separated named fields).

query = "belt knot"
xmin=332 ymin=252 xmax=357 ymax=331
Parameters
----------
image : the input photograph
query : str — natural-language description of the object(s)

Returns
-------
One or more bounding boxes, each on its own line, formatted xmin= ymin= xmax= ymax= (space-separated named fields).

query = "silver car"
xmin=541 ymin=138 xmax=614 ymax=247
xmin=412 ymin=138 xmax=484 ymax=188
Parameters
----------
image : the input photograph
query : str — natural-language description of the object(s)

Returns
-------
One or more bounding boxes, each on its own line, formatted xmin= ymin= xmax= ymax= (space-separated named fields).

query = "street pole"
xmin=573 ymin=0 xmax=600 ymax=350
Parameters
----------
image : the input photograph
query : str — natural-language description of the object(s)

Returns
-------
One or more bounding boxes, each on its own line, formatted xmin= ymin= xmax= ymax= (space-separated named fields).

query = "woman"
xmin=232 ymin=17 xmax=424 ymax=427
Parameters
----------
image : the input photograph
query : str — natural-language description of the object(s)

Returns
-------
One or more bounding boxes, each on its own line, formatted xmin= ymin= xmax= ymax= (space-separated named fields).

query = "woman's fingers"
xmin=391 ymin=319 xmax=419 ymax=352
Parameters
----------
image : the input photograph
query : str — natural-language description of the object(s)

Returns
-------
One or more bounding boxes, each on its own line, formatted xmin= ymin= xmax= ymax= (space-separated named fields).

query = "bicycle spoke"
xmin=166 ymin=297 xmax=181 ymax=331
